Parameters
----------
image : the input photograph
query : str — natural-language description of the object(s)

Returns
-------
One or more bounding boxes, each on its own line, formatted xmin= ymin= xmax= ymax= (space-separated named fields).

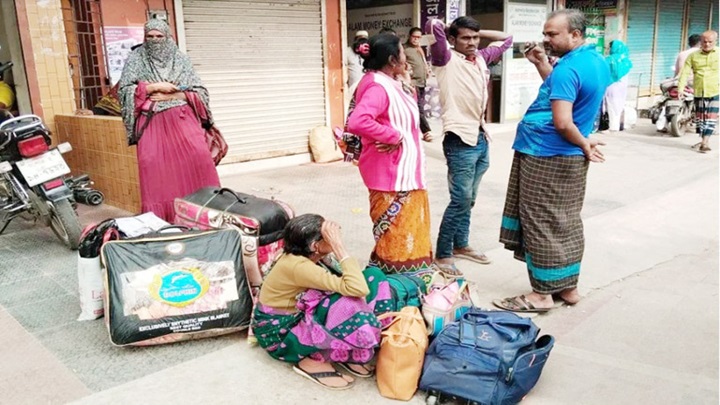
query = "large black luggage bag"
xmin=101 ymin=227 xmax=251 ymax=346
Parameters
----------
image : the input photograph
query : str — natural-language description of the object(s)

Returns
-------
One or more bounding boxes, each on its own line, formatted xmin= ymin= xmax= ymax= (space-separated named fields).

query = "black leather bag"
xmin=174 ymin=187 xmax=293 ymax=245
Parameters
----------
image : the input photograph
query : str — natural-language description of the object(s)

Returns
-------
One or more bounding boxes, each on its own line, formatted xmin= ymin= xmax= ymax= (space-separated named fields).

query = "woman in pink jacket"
xmin=347 ymin=33 xmax=432 ymax=277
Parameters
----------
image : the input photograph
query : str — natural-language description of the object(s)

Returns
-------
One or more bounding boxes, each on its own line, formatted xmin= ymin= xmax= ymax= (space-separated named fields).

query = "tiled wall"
xmin=55 ymin=115 xmax=141 ymax=213
xmin=23 ymin=0 xmax=76 ymax=135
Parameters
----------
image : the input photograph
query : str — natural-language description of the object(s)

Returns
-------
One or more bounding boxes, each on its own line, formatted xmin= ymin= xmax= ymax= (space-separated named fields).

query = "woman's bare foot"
xmin=297 ymin=358 xmax=354 ymax=388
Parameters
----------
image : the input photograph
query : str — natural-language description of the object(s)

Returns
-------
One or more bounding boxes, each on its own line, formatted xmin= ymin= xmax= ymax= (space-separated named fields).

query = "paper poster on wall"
xmin=506 ymin=3 xmax=547 ymax=43
xmin=347 ymin=4 xmax=414 ymax=42
xmin=503 ymin=3 xmax=546 ymax=122
xmin=104 ymin=26 xmax=144 ymax=85
xmin=503 ymin=59 xmax=543 ymax=121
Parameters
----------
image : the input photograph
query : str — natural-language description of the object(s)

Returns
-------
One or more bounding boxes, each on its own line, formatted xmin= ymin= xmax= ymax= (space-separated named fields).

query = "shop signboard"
xmin=447 ymin=0 xmax=461 ymax=22
xmin=566 ymin=0 xmax=617 ymax=10
xmin=586 ymin=25 xmax=606 ymax=54
xmin=347 ymin=4 xmax=414 ymax=41
xmin=420 ymin=0 xmax=446 ymax=31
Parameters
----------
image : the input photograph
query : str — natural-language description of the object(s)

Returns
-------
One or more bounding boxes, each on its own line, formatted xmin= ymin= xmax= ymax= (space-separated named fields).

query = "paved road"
xmin=0 ymin=119 xmax=717 ymax=404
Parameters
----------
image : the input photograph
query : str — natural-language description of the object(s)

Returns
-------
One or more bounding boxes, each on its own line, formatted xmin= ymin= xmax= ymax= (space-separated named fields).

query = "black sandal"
xmin=292 ymin=365 xmax=355 ymax=390
xmin=337 ymin=362 xmax=374 ymax=378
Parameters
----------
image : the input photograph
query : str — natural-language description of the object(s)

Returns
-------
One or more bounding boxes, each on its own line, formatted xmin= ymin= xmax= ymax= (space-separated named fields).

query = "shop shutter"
xmin=626 ymin=0 xmax=656 ymax=94
xmin=652 ymin=1 xmax=684 ymax=85
xmin=688 ymin=0 xmax=712 ymax=36
xmin=181 ymin=0 xmax=326 ymax=163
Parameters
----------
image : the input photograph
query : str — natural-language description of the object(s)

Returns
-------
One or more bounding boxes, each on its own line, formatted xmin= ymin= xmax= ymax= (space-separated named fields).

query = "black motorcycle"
xmin=0 ymin=114 xmax=82 ymax=249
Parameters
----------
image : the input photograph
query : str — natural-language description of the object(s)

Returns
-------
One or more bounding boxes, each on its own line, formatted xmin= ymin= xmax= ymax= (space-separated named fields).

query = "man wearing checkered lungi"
xmin=678 ymin=30 xmax=719 ymax=154
xmin=493 ymin=10 xmax=611 ymax=313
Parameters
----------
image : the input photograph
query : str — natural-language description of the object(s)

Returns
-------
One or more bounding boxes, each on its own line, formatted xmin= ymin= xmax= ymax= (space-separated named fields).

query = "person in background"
xmin=253 ymin=214 xmax=391 ymax=390
xmin=118 ymin=19 xmax=220 ymax=221
xmin=678 ymin=30 xmax=719 ymax=153
xmin=404 ymin=27 xmax=433 ymax=142
xmin=426 ymin=17 xmax=512 ymax=275
xmin=346 ymin=30 xmax=369 ymax=88
xmin=496 ymin=9 xmax=611 ymax=313
xmin=347 ymin=33 xmax=433 ymax=278
xmin=675 ymin=34 xmax=701 ymax=79
xmin=603 ymin=40 xmax=633 ymax=132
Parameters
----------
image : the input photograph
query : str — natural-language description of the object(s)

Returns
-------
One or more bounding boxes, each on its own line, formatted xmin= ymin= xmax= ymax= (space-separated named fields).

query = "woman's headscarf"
xmin=606 ymin=40 xmax=633 ymax=83
xmin=117 ymin=19 xmax=210 ymax=143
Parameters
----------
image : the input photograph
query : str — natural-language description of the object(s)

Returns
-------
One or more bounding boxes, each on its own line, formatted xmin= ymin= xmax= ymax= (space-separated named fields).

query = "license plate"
xmin=666 ymin=100 xmax=682 ymax=107
xmin=15 ymin=149 xmax=71 ymax=187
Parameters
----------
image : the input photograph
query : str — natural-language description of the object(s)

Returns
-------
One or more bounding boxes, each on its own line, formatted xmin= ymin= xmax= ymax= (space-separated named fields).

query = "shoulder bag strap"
xmin=134 ymin=101 xmax=157 ymax=143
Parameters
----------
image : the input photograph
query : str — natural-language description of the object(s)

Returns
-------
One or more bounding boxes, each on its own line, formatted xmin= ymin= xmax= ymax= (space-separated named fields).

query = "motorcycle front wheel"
xmin=48 ymin=199 xmax=82 ymax=250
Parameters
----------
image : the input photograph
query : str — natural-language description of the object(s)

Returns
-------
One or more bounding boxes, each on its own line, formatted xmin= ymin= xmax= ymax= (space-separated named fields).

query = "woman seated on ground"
xmin=252 ymin=214 xmax=392 ymax=390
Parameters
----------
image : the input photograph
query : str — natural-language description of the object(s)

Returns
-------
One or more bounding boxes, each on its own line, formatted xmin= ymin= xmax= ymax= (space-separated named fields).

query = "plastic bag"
xmin=77 ymin=255 xmax=105 ymax=321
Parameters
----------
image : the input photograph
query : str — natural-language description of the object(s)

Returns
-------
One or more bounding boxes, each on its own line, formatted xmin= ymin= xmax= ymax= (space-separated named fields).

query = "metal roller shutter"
xmin=626 ymin=0 xmax=656 ymax=94
xmin=688 ymin=0 xmax=711 ymax=36
xmin=652 ymin=1 xmax=684 ymax=86
xmin=182 ymin=0 xmax=326 ymax=163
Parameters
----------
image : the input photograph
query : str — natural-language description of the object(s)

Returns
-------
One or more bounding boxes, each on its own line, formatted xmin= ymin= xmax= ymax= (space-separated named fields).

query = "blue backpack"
xmin=386 ymin=274 xmax=426 ymax=310
xmin=419 ymin=309 xmax=554 ymax=405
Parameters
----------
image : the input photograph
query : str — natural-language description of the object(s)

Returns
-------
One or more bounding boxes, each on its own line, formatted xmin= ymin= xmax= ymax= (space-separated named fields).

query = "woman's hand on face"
xmin=320 ymin=220 xmax=344 ymax=252
xmin=374 ymin=141 xmax=400 ymax=153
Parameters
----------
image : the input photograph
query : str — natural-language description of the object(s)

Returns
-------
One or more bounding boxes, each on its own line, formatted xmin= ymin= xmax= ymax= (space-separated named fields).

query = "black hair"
xmin=379 ymin=27 xmax=397 ymax=36
xmin=548 ymin=9 xmax=587 ymax=37
xmin=363 ymin=33 xmax=402 ymax=71
xmin=408 ymin=27 xmax=422 ymax=37
xmin=283 ymin=213 xmax=324 ymax=257
xmin=448 ymin=16 xmax=481 ymax=39
xmin=688 ymin=34 xmax=702 ymax=47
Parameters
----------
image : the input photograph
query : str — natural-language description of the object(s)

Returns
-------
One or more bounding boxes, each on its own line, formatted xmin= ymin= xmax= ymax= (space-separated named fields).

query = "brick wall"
xmin=21 ymin=0 xmax=75 ymax=135
xmin=55 ymin=115 xmax=141 ymax=213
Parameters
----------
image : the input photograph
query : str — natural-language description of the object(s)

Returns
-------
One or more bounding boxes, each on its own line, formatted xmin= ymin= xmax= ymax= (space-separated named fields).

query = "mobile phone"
xmin=523 ymin=42 xmax=536 ymax=54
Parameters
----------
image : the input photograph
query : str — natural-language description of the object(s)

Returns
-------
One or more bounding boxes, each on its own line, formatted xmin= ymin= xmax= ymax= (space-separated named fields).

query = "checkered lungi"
xmin=694 ymin=96 xmax=719 ymax=136
xmin=500 ymin=152 xmax=589 ymax=294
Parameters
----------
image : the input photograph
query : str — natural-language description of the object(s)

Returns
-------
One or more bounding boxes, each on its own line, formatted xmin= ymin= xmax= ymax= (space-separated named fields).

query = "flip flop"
xmin=452 ymin=248 xmax=492 ymax=265
xmin=432 ymin=261 xmax=464 ymax=277
xmin=292 ymin=365 xmax=355 ymax=390
xmin=337 ymin=362 xmax=374 ymax=378
xmin=492 ymin=295 xmax=551 ymax=313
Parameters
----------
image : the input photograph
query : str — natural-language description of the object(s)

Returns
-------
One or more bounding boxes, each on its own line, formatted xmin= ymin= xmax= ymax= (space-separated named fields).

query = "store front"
xmin=177 ymin=0 xmax=329 ymax=164
xmin=344 ymin=0 xmax=556 ymax=123
xmin=622 ymin=0 xmax=717 ymax=102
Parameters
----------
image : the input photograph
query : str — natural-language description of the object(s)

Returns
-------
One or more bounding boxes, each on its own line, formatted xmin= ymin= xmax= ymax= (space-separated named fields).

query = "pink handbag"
xmin=421 ymin=273 xmax=479 ymax=337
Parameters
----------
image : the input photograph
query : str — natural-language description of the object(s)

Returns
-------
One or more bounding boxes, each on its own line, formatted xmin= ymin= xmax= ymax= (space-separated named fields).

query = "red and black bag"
xmin=173 ymin=187 xmax=294 ymax=301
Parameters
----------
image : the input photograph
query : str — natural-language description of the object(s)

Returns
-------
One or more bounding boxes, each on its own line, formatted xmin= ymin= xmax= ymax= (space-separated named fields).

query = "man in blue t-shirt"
xmin=495 ymin=9 xmax=611 ymax=313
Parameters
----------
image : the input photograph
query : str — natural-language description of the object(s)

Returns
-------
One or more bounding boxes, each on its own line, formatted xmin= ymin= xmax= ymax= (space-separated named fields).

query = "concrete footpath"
xmin=1 ymin=119 xmax=717 ymax=404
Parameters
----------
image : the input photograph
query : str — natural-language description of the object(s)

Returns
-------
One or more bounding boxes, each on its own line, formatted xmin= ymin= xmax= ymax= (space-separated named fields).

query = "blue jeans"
xmin=436 ymin=131 xmax=490 ymax=259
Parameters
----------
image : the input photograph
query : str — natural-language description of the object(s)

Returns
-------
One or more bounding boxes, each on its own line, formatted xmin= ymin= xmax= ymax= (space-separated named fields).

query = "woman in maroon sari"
xmin=119 ymin=19 xmax=220 ymax=221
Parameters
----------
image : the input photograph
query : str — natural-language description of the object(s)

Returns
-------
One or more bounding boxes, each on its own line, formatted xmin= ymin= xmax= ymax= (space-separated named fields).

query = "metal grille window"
xmin=61 ymin=0 xmax=110 ymax=110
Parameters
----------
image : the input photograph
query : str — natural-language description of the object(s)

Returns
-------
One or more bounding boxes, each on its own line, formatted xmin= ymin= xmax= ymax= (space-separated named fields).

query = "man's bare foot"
xmin=523 ymin=292 xmax=554 ymax=309
xmin=296 ymin=358 xmax=354 ymax=388
xmin=556 ymin=288 xmax=581 ymax=305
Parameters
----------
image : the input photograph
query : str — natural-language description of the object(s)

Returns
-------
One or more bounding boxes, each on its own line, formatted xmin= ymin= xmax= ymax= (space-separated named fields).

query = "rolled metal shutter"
xmin=688 ymin=0 xmax=712 ymax=36
xmin=181 ymin=0 xmax=326 ymax=163
xmin=652 ymin=1 xmax=684 ymax=86
xmin=626 ymin=0 xmax=656 ymax=94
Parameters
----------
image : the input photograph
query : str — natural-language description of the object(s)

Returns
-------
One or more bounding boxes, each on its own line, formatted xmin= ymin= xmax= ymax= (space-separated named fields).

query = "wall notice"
xmin=104 ymin=26 xmax=144 ymax=85
xmin=506 ymin=3 xmax=547 ymax=43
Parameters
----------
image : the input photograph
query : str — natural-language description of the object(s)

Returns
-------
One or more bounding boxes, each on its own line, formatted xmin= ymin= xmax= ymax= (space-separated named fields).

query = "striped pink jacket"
xmin=347 ymin=72 xmax=426 ymax=192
